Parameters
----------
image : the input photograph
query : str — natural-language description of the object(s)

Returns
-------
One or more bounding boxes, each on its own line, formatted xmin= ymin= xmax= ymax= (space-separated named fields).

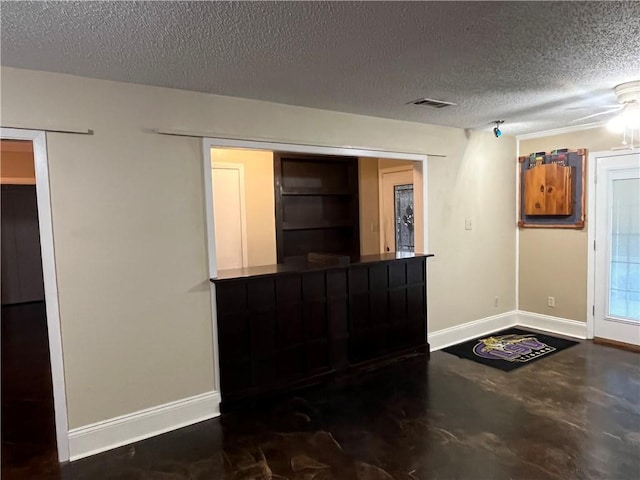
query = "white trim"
xmin=430 ymin=310 xmax=588 ymax=352
xmin=515 ymin=140 xmax=520 ymax=311
xmin=1 ymin=128 xmax=70 ymax=462
xmin=429 ymin=311 xmax=518 ymax=351
xmin=516 ymin=121 xmax=604 ymax=140
xmin=202 ymin=141 xmax=218 ymax=279
xmin=201 ymin=141 xmax=221 ymax=393
xmin=516 ymin=311 xmax=587 ymax=339
xmin=586 ymin=149 xmax=640 ymax=340
xmin=68 ymin=391 xmax=221 ymax=461
xmin=586 ymin=150 xmax=599 ymax=339
xmin=421 ymin=159 xmax=429 ymax=255
xmin=211 ymin=162 xmax=249 ymax=268
xmin=165 ymin=130 xmax=433 ymax=161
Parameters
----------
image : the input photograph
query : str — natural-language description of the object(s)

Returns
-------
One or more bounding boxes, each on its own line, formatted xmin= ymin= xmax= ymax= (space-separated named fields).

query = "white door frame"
xmin=586 ymin=148 xmax=640 ymax=339
xmin=0 ymin=128 xmax=70 ymax=462
xmin=211 ymin=162 xmax=249 ymax=268
xmin=201 ymin=137 xmax=428 ymax=398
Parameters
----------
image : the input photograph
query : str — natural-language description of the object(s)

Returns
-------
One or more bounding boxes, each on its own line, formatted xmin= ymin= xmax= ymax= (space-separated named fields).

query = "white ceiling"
xmin=2 ymin=1 xmax=639 ymax=135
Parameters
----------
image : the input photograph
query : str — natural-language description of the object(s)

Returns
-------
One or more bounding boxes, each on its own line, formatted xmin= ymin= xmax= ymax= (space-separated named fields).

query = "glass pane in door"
xmin=394 ymin=184 xmax=414 ymax=253
xmin=609 ymin=177 xmax=640 ymax=321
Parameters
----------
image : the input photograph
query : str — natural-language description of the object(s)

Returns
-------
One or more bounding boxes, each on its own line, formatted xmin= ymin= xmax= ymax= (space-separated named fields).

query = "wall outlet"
xmin=547 ymin=296 xmax=555 ymax=307
xmin=494 ymin=296 xmax=499 ymax=307
xmin=465 ymin=218 xmax=473 ymax=230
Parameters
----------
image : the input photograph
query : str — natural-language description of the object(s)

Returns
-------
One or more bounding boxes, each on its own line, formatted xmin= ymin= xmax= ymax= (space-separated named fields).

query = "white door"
xmin=594 ymin=152 xmax=640 ymax=346
xmin=212 ymin=163 xmax=248 ymax=270
xmin=380 ymin=169 xmax=414 ymax=253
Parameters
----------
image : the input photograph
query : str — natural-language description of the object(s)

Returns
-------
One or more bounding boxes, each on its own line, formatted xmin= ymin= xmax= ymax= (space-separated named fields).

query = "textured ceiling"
xmin=2 ymin=1 xmax=640 ymax=135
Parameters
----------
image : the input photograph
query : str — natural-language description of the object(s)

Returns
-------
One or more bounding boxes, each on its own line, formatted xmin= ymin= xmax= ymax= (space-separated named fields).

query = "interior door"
xmin=212 ymin=164 xmax=248 ymax=270
xmin=380 ymin=169 xmax=414 ymax=253
xmin=594 ymin=152 xmax=640 ymax=346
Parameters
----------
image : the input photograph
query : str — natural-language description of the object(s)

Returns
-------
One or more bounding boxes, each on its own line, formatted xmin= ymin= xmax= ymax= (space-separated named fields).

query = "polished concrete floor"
xmin=1 ymin=302 xmax=59 ymax=480
xmin=4 ymin=332 xmax=640 ymax=480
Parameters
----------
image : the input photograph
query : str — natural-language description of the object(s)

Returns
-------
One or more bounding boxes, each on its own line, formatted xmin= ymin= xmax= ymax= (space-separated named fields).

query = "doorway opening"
xmin=207 ymin=147 xmax=425 ymax=271
xmin=1 ymin=139 xmax=58 ymax=472
xmin=378 ymin=164 xmax=418 ymax=254
xmin=0 ymin=128 xmax=69 ymax=466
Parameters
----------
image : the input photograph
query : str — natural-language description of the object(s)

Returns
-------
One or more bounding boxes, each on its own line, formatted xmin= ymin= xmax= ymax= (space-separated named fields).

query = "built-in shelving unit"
xmin=274 ymin=153 xmax=360 ymax=263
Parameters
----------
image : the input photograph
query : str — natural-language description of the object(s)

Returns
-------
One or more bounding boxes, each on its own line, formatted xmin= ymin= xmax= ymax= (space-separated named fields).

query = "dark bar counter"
xmin=211 ymin=253 xmax=434 ymax=407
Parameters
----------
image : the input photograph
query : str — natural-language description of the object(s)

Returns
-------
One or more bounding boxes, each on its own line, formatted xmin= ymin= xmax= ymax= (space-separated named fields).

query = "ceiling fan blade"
xmin=570 ymin=109 xmax=621 ymax=123
xmin=565 ymin=105 xmax=622 ymax=111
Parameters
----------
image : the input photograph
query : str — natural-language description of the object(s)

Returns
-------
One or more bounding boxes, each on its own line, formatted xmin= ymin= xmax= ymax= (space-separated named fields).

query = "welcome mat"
xmin=442 ymin=328 xmax=579 ymax=372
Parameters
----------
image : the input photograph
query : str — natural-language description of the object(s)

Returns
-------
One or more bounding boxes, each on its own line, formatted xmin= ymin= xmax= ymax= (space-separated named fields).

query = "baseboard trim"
xmin=516 ymin=311 xmax=587 ymax=339
xmin=429 ymin=311 xmax=518 ymax=351
xmin=429 ymin=310 xmax=587 ymax=351
xmin=68 ymin=390 xmax=221 ymax=461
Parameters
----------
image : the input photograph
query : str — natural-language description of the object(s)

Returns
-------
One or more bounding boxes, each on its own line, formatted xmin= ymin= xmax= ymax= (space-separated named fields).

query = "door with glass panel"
xmin=380 ymin=169 xmax=414 ymax=253
xmin=594 ymin=152 xmax=640 ymax=346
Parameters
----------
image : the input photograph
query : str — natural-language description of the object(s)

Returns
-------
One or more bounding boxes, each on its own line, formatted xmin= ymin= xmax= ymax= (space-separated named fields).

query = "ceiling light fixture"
xmin=493 ymin=120 xmax=504 ymax=138
xmin=606 ymin=101 xmax=640 ymax=133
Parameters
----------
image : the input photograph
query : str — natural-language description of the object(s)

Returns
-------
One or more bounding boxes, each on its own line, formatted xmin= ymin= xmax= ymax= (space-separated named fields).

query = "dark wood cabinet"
xmin=274 ymin=153 xmax=360 ymax=263
xmin=212 ymin=254 xmax=432 ymax=406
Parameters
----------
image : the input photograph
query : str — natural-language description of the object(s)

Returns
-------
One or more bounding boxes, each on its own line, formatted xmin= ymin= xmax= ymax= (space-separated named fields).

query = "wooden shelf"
xmin=281 ymin=189 xmax=353 ymax=196
xmin=282 ymin=221 xmax=354 ymax=231
xmin=274 ymin=153 xmax=360 ymax=263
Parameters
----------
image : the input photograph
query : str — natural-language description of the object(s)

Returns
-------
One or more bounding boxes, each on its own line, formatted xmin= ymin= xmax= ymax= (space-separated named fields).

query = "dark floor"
xmin=5 ymin=330 xmax=640 ymax=480
xmin=1 ymin=302 xmax=59 ymax=478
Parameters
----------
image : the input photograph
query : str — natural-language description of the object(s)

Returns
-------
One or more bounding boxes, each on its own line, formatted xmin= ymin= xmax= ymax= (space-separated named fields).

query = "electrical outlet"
xmin=465 ymin=218 xmax=473 ymax=230
xmin=494 ymin=296 xmax=499 ymax=307
xmin=548 ymin=296 xmax=555 ymax=307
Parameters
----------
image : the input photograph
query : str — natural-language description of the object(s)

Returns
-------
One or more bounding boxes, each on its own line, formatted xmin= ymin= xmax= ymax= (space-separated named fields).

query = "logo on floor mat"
xmin=473 ymin=334 xmax=556 ymax=362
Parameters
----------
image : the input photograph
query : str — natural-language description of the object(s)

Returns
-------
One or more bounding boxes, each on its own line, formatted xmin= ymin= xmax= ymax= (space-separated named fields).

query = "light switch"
xmin=465 ymin=218 xmax=473 ymax=230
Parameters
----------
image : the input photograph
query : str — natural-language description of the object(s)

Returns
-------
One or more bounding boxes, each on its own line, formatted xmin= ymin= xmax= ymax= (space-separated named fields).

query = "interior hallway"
xmin=8 ymin=335 xmax=638 ymax=480
xmin=1 ymin=302 xmax=58 ymax=479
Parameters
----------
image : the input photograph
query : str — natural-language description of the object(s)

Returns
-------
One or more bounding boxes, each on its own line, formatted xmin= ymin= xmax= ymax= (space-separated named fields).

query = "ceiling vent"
xmin=409 ymin=97 xmax=457 ymax=109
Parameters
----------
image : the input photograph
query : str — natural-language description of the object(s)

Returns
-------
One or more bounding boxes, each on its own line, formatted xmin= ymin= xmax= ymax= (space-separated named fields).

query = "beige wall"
xmin=1 ymin=66 xmax=517 ymax=428
xmin=1 ymin=139 xmax=36 ymax=184
xmin=358 ymin=158 xmax=381 ymax=255
xmin=427 ymin=133 xmax=517 ymax=330
xmin=519 ymin=127 xmax=623 ymax=321
xmin=210 ymin=148 xmax=276 ymax=267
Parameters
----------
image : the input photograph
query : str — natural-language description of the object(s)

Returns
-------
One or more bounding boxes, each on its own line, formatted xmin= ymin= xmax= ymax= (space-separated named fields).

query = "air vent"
xmin=409 ymin=97 xmax=457 ymax=109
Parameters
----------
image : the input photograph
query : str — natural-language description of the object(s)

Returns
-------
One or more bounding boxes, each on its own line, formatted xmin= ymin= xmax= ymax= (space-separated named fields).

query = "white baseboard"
xmin=429 ymin=311 xmax=518 ymax=351
xmin=516 ymin=310 xmax=587 ymax=339
xmin=429 ymin=310 xmax=587 ymax=352
xmin=68 ymin=390 xmax=221 ymax=461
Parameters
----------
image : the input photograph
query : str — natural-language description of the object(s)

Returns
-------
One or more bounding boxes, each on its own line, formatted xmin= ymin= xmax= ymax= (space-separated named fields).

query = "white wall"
xmin=1 ymin=67 xmax=517 ymax=430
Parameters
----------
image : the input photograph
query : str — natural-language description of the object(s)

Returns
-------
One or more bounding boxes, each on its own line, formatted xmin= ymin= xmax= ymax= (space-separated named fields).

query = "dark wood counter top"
xmin=211 ymin=252 xmax=434 ymax=281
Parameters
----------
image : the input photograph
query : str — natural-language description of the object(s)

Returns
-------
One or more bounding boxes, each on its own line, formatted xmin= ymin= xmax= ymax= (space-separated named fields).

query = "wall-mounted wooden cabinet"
xmin=518 ymin=148 xmax=586 ymax=229
xmin=523 ymin=164 xmax=573 ymax=216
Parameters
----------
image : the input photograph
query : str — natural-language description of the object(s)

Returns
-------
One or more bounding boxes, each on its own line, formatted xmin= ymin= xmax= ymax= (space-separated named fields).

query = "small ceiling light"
xmin=493 ymin=120 xmax=504 ymax=138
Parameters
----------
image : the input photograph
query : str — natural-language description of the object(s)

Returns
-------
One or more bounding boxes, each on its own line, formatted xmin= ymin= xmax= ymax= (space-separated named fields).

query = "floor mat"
xmin=442 ymin=327 xmax=579 ymax=371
